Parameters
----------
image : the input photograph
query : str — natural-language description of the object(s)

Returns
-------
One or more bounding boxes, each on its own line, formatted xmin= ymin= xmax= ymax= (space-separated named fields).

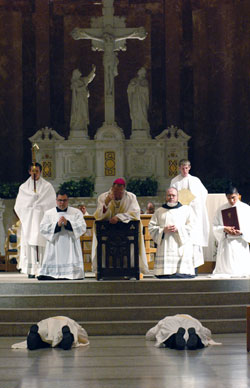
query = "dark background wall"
xmin=0 ymin=0 xmax=249 ymax=200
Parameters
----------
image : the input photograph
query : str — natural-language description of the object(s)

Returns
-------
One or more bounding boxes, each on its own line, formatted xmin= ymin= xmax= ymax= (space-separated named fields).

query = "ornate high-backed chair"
xmin=95 ymin=220 xmax=140 ymax=280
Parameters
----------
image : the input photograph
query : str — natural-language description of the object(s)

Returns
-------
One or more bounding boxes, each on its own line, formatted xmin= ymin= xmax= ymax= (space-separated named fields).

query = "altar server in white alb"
xmin=213 ymin=186 xmax=250 ymax=277
xmin=14 ymin=163 xmax=56 ymax=278
xmin=38 ymin=190 xmax=86 ymax=280
xmin=149 ymin=187 xmax=196 ymax=278
xmin=92 ymin=178 xmax=149 ymax=274
xmin=170 ymin=159 xmax=209 ymax=268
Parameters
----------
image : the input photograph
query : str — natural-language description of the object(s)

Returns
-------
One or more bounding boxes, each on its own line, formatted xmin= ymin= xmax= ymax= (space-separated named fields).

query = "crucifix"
xmin=71 ymin=0 xmax=147 ymax=126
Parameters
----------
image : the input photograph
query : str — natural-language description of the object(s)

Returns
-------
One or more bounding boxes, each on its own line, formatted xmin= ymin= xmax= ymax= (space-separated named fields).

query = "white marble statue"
xmin=127 ymin=67 xmax=150 ymax=131
xmin=71 ymin=0 xmax=147 ymax=126
xmin=70 ymin=65 xmax=96 ymax=132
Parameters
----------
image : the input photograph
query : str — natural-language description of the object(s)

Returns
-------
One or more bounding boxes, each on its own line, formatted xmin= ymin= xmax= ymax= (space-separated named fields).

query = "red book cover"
xmin=221 ymin=207 xmax=240 ymax=230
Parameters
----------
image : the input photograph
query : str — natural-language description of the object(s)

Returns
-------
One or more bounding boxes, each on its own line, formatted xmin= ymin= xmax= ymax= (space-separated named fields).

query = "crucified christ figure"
xmin=71 ymin=26 xmax=146 ymax=96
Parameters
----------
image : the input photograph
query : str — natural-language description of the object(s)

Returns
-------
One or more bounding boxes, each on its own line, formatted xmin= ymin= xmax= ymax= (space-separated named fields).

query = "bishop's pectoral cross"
xmin=71 ymin=0 xmax=147 ymax=126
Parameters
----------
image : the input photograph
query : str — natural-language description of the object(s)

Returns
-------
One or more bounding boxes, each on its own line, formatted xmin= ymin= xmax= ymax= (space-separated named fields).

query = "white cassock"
xmin=171 ymin=174 xmax=209 ymax=266
xmin=148 ymin=205 xmax=195 ymax=275
xmin=39 ymin=207 xmax=86 ymax=279
xmin=14 ymin=177 xmax=56 ymax=275
xmin=92 ymin=190 xmax=149 ymax=274
xmin=146 ymin=314 xmax=219 ymax=348
xmin=11 ymin=316 xmax=89 ymax=349
xmin=213 ymin=200 xmax=250 ymax=277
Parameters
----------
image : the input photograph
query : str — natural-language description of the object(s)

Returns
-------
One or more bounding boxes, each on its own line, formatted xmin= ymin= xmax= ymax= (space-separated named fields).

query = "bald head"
xmin=166 ymin=187 xmax=178 ymax=204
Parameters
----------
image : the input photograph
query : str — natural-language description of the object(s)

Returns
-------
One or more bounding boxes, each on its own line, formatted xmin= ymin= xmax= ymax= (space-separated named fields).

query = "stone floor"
xmin=1 ymin=334 xmax=249 ymax=388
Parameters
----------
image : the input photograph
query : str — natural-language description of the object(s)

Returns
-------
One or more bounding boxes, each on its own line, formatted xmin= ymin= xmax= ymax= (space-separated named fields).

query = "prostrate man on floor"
xmin=14 ymin=163 xmax=56 ymax=278
xmin=212 ymin=185 xmax=250 ymax=277
xmin=170 ymin=159 xmax=209 ymax=269
xmin=148 ymin=187 xmax=196 ymax=278
xmin=92 ymin=178 xmax=149 ymax=275
xmin=38 ymin=190 xmax=86 ymax=280
xmin=146 ymin=314 xmax=220 ymax=350
xmin=12 ymin=316 xmax=89 ymax=350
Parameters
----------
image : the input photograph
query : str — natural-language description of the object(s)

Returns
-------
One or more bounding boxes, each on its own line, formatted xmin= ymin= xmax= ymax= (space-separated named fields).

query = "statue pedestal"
xmin=68 ymin=129 xmax=89 ymax=139
xmin=94 ymin=122 xmax=125 ymax=195
xmin=130 ymin=129 xmax=150 ymax=140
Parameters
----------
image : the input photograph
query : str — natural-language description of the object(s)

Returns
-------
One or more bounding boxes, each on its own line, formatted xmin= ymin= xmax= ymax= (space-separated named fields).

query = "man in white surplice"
xmin=38 ymin=191 xmax=86 ymax=280
xmin=148 ymin=187 xmax=196 ymax=278
xmin=170 ymin=159 xmax=209 ymax=268
xmin=92 ymin=178 xmax=149 ymax=274
xmin=213 ymin=186 xmax=250 ymax=277
xmin=14 ymin=163 xmax=56 ymax=277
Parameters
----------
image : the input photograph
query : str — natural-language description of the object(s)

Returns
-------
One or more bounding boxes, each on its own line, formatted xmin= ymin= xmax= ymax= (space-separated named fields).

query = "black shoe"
xmin=174 ymin=327 xmax=186 ymax=350
xmin=187 ymin=327 xmax=198 ymax=350
xmin=28 ymin=274 xmax=35 ymax=279
xmin=37 ymin=275 xmax=56 ymax=281
xmin=163 ymin=333 xmax=176 ymax=349
xmin=59 ymin=326 xmax=74 ymax=350
xmin=27 ymin=324 xmax=40 ymax=350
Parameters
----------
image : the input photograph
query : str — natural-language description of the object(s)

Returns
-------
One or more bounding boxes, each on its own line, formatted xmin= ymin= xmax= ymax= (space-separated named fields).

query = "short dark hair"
xmin=29 ymin=162 xmax=42 ymax=172
xmin=225 ymin=185 xmax=239 ymax=195
xmin=56 ymin=189 xmax=69 ymax=198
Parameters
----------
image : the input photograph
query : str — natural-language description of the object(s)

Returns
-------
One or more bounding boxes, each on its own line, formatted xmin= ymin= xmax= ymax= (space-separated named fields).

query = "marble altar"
xmin=29 ymin=125 xmax=190 ymax=196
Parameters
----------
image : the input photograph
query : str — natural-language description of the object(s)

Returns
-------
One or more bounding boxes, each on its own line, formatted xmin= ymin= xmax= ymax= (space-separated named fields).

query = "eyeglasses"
xmin=57 ymin=199 xmax=68 ymax=202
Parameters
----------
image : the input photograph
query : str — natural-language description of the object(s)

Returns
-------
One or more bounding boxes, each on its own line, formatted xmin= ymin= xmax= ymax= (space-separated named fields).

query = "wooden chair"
xmin=80 ymin=216 xmax=95 ymax=272
xmin=140 ymin=214 xmax=157 ymax=269
xmin=4 ymin=230 xmax=19 ymax=272
xmin=95 ymin=220 xmax=140 ymax=280
xmin=79 ymin=215 xmax=157 ymax=272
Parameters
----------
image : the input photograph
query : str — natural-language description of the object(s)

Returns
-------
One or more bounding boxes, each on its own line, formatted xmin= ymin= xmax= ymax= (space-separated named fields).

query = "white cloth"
xmin=11 ymin=316 xmax=89 ymax=349
xmin=39 ymin=207 xmax=86 ymax=279
xmin=14 ymin=177 xmax=56 ymax=275
xmin=146 ymin=314 xmax=220 ymax=348
xmin=171 ymin=174 xmax=210 ymax=266
xmin=212 ymin=200 xmax=250 ymax=276
xmin=204 ymin=194 xmax=227 ymax=261
xmin=92 ymin=190 xmax=149 ymax=274
xmin=148 ymin=205 xmax=195 ymax=275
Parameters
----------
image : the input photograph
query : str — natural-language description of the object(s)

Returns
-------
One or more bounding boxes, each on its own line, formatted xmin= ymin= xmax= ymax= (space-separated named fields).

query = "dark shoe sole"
xmin=59 ymin=325 xmax=74 ymax=350
xmin=27 ymin=324 xmax=40 ymax=350
xmin=187 ymin=327 xmax=198 ymax=350
xmin=175 ymin=327 xmax=186 ymax=350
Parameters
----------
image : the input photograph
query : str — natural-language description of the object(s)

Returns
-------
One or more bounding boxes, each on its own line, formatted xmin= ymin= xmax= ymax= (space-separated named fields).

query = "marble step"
xmin=0 ymin=304 xmax=247 ymax=322
xmin=0 ymin=278 xmax=250 ymax=295
xmin=0 ymin=291 xmax=249 ymax=308
xmin=1 ymin=278 xmax=249 ymax=336
xmin=0 ymin=318 xmax=246 ymax=337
